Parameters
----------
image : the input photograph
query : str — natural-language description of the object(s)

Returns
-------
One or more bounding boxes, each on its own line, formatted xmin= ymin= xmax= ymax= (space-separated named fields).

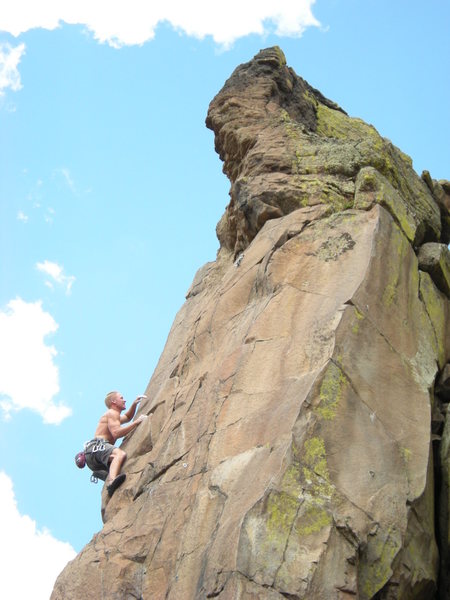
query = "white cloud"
xmin=0 ymin=0 xmax=320 ymax=48
xmin=0 ymin=471 xmax=76 ymax=600
xmin=0 ymin=42 xmax=25 ymax=95
xmin=36 ymin=260 xmax=76 ymax=294
xmin=0 ymin=298 xmax=72 ymax=424
xmin=17 ymin=210 xmax=29 ymax=222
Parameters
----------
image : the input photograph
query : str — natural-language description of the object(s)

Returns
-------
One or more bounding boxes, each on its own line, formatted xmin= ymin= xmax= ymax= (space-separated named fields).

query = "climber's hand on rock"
xmin=134 ymin=394 xmax=147 ymax=406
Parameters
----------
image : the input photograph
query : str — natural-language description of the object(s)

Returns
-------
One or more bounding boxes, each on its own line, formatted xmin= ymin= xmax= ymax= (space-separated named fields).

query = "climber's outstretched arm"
xmin=109 ymin=409 xmax=147 ymax=441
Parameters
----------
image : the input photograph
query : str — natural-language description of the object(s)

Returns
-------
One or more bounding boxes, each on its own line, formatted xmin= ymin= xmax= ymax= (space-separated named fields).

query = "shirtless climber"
xmin=84 ymin=391 xmax=148 ymax=497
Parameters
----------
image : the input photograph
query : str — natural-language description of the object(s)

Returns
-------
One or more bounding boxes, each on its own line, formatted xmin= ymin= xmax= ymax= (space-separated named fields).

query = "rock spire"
xmin=53 ymin=47 xmax=450 ymax=599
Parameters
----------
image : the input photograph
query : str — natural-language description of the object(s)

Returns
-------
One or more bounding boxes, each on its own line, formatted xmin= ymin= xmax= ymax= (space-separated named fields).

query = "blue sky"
xmin=0 ymin=1 xmax=449 ymax=597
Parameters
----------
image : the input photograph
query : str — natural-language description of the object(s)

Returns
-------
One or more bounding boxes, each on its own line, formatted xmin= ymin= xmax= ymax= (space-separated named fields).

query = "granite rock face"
xmin=53 ymin=48 xmax=450 ymax=600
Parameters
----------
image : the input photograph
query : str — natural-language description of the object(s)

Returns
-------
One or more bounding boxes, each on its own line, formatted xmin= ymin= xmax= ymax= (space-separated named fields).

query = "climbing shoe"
xmin=107 ymin=473 xmax=126 ymax=497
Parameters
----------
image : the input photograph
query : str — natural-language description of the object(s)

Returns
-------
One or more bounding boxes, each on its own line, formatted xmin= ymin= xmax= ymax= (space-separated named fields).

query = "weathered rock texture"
xmin=53 ymin=48 xmax=450 ymax=599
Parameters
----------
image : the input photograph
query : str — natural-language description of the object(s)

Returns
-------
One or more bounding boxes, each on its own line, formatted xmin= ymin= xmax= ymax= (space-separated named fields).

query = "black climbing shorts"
xmin=84 ymin=438 xmax=115 ymax=472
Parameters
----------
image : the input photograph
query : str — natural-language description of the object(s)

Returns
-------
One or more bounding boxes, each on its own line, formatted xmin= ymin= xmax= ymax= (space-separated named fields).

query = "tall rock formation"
xmin=53 ymin=48 xmax=450 ymax=599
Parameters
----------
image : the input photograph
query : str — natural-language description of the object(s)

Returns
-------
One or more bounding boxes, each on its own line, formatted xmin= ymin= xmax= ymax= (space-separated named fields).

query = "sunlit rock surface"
xmin=52 ymin=47 xmax=450 ymax=600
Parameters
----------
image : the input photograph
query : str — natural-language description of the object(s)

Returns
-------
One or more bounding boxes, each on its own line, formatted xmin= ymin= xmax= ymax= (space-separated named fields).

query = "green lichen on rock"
xmin=355 ymin=166 xmax=417 ymax=243
xmin=273 ymin=46 xmax=287 ymax=67
xmin=302 ymin=436 xmax=334 ymax=501
xmin=280 ymin=108 xmax=301 ymax=141
xmin=352 ymin=305 xmax=365 ymax=334
xmin=315 ymin=231 xmax=356 ymax=262
xmin=277 ymin=437 xmax=335 ymax=542
xmin=381 ymin=225 xmax=410 ymax=308
xmin=295 ymin=502 xmax=331 ymax=536
xmin=316 ymin=362 xmax=348 ymax=420
xmin=309 ymin=98 xmax=440 ymax=244
xmin=289 ymin=175 xmax=354 ymax=212
xmin=358 ymin=527 xmax=403 ymax=599
xmin=354 ymin=168 xmax=378 ymax=210
xmin=315 ymin=102 xmax=379 ymax=143
xmin=317 ymin=114 xmax=403 ymax=190
xmin=419 ymin=271 xmax=447 ymax=367
xmin=314 ymin=184 xmax=353 ymax=212
xmin=241 ymin=435 xmax=335 ymax=578
xmin=383 ymin=279 xmax=397 ymax=308
xmin=280 ymin=462 xmax=303 ymax=498
xmin=266 ymin=490 xmax=299 ymax=536
xmin=400 ymin=446 xmax=412 ymax=463
xmin=314 ymin=100 xmax=403 ymax=182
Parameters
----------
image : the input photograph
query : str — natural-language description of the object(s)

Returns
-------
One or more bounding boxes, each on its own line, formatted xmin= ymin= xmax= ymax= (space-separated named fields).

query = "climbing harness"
xmin=85 ymin=439 xmax=107 ymax=453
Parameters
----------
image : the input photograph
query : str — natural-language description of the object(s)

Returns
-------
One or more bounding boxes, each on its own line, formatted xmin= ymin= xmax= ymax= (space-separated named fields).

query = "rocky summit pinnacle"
xmin=206 ymin=46 xmax=442 ymax=256
xmin=52 ymin=48 xmax=450 ymax=600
